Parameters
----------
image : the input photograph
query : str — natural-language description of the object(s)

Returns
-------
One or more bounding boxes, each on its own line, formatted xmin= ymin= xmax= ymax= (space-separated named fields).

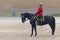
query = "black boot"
xmin=37 ymin=19 xmax=40 ymax=25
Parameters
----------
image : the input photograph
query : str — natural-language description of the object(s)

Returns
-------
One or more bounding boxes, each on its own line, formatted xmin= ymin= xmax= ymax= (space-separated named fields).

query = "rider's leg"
xmin=40 ymin=16 xmax=44 ymax=21
xmin=37 ymin=16 xmax=41 ymax=25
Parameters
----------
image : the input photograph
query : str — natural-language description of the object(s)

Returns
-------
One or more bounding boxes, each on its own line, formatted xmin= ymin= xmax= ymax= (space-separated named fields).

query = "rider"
xmin=34 ymin=3 xmax=44 ymax=21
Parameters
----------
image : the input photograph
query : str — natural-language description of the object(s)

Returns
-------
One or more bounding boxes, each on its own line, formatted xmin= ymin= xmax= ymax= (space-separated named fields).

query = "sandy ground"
xmin=0 ymin=17 xmax=60 ymax=40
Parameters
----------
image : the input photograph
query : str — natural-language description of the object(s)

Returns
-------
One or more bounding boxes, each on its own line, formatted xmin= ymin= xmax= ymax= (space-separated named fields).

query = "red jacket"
xmin=36 ymin=6 xmax=43 ymax=16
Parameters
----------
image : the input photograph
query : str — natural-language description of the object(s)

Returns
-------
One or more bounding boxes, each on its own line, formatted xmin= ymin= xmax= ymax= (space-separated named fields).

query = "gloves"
xmin=34 ymin=13 xmax=38 ymax=19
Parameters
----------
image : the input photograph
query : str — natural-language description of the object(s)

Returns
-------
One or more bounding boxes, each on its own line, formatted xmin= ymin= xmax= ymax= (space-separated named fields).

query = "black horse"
xmin=21 ymin=12 xmax=55 ymax=37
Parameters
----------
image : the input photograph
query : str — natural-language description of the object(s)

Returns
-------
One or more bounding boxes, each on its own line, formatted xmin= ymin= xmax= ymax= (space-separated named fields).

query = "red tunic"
xmin=36 ymin=6 xmax=43 ymax=16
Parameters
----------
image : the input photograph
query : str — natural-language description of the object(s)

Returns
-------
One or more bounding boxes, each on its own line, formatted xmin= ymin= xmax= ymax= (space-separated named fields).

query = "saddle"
xmin=37 ymin=18 xmax=43 ymax=25
xmin=34 ymin=15 xmax=44 ymax=21
xmin=34 ymin=15 xmax=45 ymax=25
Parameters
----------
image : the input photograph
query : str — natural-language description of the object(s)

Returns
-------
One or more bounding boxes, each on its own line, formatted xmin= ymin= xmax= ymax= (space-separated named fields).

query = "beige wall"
xmin=0 ymin=0 xmax=60 ymax=9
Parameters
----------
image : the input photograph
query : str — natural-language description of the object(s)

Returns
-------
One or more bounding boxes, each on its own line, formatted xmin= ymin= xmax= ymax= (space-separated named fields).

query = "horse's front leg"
xmin=31 ymin=24 xmax=37 ymax=37
xmin=34 ymin=24 xmax=37 ymax=37
xmin=31 ymin=25 xmax=34 ymax=37
xmin=30 ymin=19 xmax=37 ymax=37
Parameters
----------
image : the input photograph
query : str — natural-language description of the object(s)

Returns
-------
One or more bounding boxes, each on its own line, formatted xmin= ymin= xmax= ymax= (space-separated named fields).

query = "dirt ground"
xmin=0 ymin=17 xmax=60 ymax=40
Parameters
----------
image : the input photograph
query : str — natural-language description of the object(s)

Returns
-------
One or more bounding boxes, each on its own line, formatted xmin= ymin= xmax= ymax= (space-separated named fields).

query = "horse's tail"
xmin=49 ymin=16 xmax=55 ymax=35
xmin=51 ymin=17 xmax=55 ymax=35
xmin=52 ymin=17 xmax=55 ymax=27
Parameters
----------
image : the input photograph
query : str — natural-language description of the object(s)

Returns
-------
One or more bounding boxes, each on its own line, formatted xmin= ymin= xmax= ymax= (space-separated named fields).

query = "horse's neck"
xmin=26 ymin=14 xmax=33 ymax=20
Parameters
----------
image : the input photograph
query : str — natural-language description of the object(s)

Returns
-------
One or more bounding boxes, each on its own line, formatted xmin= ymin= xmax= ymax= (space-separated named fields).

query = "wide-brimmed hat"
xmin=39 ymin=3 xmax=43 ymax=5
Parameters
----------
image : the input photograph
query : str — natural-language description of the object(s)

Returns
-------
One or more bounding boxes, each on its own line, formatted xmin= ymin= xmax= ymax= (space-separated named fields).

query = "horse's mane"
xmin=23 ymin=12 xmax=34 ymax=16
xmin=25 ymin=12 xmax=34 ymax=15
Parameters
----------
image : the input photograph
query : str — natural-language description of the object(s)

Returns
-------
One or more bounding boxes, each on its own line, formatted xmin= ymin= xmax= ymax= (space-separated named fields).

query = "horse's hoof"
xmin=35 ymin=33 xmax=37 ymax=37
xmin=31 ymin=34 xmax=33 ymax=37
xmin=35 ymin=34 xmax=37 ymax=37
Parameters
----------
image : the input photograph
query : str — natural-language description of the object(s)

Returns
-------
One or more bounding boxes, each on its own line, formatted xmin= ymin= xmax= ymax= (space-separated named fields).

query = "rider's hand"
xmin=34 ymin=15 xmax=38 ymax=19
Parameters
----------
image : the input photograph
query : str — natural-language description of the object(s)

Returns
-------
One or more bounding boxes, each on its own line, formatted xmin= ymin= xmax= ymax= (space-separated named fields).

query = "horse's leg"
xmin=30 ymin=18 xmax=37 ymax=37
xmin=31 ymin=25 xmax=34 ymax=37
xmin=30 ymin=21 xmax=37 ymax=37
xmin=34 ymin=24 xmax=37 ymax=37
xmin=31 ymin=24 xmax=37 ymax=37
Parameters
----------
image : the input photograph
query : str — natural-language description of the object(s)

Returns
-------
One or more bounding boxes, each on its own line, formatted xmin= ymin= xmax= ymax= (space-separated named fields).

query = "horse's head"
xmin=21 ymin=12 xmax=34 ymax=23
xmin=21 ymin=13 xmax=26 ymax=23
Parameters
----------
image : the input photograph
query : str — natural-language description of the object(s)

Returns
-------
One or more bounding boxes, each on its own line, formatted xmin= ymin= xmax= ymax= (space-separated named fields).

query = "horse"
xmin=21 ymin=12 xmax=55 ymax=37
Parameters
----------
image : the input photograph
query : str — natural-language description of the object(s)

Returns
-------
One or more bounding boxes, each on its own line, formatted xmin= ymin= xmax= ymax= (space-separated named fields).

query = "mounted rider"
xmin=34 ymin=3 xmax=44 ymax=21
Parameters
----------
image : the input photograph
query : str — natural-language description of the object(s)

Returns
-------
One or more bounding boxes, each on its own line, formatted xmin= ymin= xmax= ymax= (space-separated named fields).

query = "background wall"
xmin=0 ymin=0 xmax=60 ymax=16
xmin=0 ymin=0 xmax=60 ymax=8
xmin=14 ymin=0 xmax=60 ymax=8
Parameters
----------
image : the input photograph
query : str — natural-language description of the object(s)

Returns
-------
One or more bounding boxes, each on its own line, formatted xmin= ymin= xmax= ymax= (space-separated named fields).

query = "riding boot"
xmin=37 ymin=19 xmax=40 ymax=25
xmin=40 ymin=16 xmax=44 ymax=21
